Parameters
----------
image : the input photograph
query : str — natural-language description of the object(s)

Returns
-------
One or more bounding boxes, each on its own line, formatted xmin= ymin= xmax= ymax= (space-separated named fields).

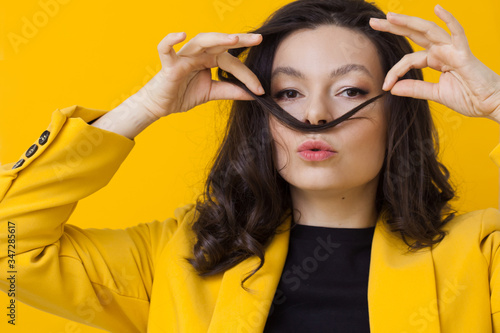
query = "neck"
xmin=290 ymin=180 xmax=379 ymax=229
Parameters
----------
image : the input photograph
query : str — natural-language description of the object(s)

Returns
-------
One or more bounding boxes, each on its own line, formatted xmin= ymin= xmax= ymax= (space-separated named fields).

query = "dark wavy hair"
xmin=185 ymin=0 xmax=455 ymax=291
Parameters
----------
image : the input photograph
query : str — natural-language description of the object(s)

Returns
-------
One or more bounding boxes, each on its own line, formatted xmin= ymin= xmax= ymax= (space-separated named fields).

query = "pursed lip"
xmin=297 ymin=139 xmax=336 ymax=153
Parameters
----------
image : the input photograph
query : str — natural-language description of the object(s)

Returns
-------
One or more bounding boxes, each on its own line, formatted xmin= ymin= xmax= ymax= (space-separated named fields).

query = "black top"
xmin=263 ymin=222 xmax=375 ymax=333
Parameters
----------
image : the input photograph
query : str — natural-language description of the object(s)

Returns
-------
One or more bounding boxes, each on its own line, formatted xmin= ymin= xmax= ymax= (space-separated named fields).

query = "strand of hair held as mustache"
xmin=226 ymin=72 xmax=387 ymax=133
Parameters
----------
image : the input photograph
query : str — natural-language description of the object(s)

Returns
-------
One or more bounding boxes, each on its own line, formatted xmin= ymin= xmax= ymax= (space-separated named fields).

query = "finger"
xmin=217 ymin=52 xmax=265 ymax=95
xmin=390 ymin=79 xmax=438 ymax=102
xmin=157 ymin=32 xmax=187 ymax=67
xmin=386 ymin=11 xmax=451 ymax=44
xmin=209 ymin=80 xmax=256 ymax=101
xmin=370 ymin=18 xmax=434 ymax=48
xmin=178 ymin=33 xmax=238 ymax=56
xmin=383 ymin=50 xmax=428 ymax=91
xmin=178 ymin=33 xmax=262 ymax=57
xmin=434 ymin=5 xmax=469 ymax=50
xmin=204 ymin=34 xmax=262 ymax=55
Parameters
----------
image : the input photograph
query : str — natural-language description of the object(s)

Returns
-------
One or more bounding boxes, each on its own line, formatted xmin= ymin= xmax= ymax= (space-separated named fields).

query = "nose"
xmin=303 ymin=92 xmax=332 ymax=125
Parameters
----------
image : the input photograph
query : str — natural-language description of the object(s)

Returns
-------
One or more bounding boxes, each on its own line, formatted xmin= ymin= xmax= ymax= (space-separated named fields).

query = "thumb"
xmin=390 ymin=79 xmax=437 ymax=101
xmin=209 ymin=81 xmax=256 ymax=101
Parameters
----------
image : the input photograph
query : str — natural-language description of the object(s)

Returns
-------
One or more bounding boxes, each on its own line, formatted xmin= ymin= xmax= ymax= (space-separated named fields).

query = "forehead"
xmin=272 ymin=25 xmax=383 ymax=79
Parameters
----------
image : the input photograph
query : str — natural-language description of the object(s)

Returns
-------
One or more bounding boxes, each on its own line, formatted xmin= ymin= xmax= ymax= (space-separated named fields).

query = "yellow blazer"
xmin=0 ymin=106 xmax=499 ymax=333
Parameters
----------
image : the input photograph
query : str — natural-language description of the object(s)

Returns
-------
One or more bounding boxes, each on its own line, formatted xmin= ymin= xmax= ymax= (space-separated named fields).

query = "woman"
xmin=0 ymin=0 xmax=499 ymax=332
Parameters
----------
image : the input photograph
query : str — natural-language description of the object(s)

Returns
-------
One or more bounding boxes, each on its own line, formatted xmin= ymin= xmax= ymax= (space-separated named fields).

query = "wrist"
xmin=488 ymin=79 xmax=500 ymax=124
xmin=92 ymin=96 xmax=159 ymax=139
xmin=139 ymin=71 xmax=174 ymax=118
xmin=125 ymin=91 xmax=162 ymax=123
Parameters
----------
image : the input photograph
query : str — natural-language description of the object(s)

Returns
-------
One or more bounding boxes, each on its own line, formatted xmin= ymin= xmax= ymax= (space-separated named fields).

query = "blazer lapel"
xmin=207 ymin=216 xmax=292 ymax=333
xmin=207 ymin=214 xmax=441 ymax=333
xmin=368 ymin=217 xmax=441 ymax=333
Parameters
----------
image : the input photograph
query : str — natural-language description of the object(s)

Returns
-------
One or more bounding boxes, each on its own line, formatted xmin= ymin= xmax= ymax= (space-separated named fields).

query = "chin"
xmin=290 ymin=181 xmax=348 ymax=193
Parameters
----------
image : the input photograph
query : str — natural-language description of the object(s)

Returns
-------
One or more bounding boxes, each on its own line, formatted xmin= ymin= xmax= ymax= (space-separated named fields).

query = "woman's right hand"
xmin=140 ymin=32 xmax=265 ymax=119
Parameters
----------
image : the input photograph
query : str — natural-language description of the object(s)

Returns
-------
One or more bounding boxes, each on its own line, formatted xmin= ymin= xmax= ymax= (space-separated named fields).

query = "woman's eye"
xmin=340 ymin=88 xmax=368 ymax=98
xmin=274 ymin=89 xmax=299 ymax=100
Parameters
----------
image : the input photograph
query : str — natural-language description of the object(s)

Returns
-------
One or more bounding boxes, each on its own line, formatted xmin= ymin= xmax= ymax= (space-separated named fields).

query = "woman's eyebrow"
xmin=271 ymin=66 xmax=305 ymax=80
xmin=271 ymin=64 xmax=373 ymax=80
xmin=331 ymin=64 xmax=373 ymax=78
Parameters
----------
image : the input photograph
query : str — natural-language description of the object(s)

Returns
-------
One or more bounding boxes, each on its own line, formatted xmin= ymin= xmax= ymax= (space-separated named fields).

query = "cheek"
xmin=344 ymin=119 xmax=387 ymax=168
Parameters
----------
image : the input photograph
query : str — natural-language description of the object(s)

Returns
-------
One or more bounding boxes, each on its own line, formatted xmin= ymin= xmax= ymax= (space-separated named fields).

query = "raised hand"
xmin=369 ymin=5 xmax=500 ymax=122
xmin=141 ymin=32 xmax=265 ymax=119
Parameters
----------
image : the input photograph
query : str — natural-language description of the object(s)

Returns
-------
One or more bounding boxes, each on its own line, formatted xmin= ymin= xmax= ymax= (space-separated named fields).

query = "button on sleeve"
xmin=39 ymin=130 xmax=50 ymax=145
xmin=12 ymin=159 xmax=25 ymax=169
xmin=25 ymin=144 xmax=38 ymax=158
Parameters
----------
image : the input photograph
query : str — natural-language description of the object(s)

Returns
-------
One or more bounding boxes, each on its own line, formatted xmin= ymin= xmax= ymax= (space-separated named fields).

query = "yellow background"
xmin=1 ymin=0 xmax=499 ymax=332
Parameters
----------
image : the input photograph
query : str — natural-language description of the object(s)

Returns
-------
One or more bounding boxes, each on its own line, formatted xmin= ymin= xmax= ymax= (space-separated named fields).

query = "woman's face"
xmin=269 ymin=25 xmax=387 ymax=195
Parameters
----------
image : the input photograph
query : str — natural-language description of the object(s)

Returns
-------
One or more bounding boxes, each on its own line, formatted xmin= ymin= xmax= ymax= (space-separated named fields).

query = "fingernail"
xmin=258 ymin=86 xmax=265 ymax=94
xmin=382 ymin=81 xmax=388 ymax=90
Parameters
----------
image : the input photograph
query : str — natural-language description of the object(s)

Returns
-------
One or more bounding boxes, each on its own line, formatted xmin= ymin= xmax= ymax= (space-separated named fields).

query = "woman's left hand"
xmin=369 ymin=5 xmax=500 ymax=122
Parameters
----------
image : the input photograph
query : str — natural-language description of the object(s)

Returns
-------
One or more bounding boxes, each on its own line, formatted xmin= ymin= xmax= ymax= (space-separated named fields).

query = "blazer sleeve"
xmin=487 ymin=144 xmax=500 ymax=331
xmin=480 ymin=219 xmax=500 ymax=332
xmin=0 ymin=106 xmax=178 ymax=333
